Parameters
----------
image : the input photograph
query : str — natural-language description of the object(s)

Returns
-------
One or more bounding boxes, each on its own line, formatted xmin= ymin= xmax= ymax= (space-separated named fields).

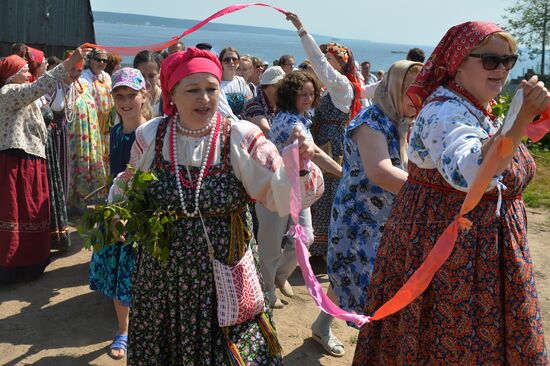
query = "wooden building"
xmin=0 ymin=0 xmax=95 ymax=57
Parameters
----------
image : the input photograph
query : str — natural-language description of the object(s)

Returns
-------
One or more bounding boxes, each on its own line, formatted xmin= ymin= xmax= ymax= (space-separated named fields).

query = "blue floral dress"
xmin=328 ymin=105 xmax=403 ymax=316
xmin=268 ymin=111 xmax=313 ymax=150
xmin=88 ymin=121 xmax=136 ymax=306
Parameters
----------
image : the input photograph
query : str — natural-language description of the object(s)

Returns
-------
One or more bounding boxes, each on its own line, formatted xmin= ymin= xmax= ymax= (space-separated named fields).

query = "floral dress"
xmin=328 ymin=105 xmax=403 ymax=317
xmin=67 ymin=80 xmax=107 ymax=211
xmin=310 ymin=92 xmax=350 ymax=256
xmin=128 ymin=117 xmax=284 ymax=365
xmin=88 ymin=122 xmax=136 ymax=306
xmin=353 ymin=87 xmax=548 ymax=365
xmin=82 ymin=69 xmax=113 ymax=175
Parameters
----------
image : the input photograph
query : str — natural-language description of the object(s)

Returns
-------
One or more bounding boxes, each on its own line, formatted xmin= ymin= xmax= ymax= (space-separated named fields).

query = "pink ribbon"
xmin=83 ymin=3 xmax=287 ymax=56
xmin=281 ymin=141 xmax=371 ymax=328
xmin=525 ymin=107 xmax=550 ymax=142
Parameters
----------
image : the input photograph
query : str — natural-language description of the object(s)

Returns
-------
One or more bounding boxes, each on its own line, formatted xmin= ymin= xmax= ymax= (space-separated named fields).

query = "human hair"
xmin=105 ymin=53 xmax=122 ymax=75
xmin=219 ymin=47 xmax=240 ymax=63
xmin=46 ymin=56 xmax=61 ymax=71
xmin=277 ymin=54 xmax=294 ymax=66
xmin=361 ymin=60 xmax=371 ymax=67
xmin=250 ymin=56 xmax=263 ymax=68
xmin=133 ymin=50 xmax=162 ymax=70
xmin=406 ymin=48 xmax=425 ymax=62
xmin=11 ymin=43 xmax=27 ymax=57
xmin=276 ymin=71 xmax=321 ymax=113
xmin=476 ymin=31 xmax=518 ymax=54
xmin=113 ymin=86 xmax=153 ymax=121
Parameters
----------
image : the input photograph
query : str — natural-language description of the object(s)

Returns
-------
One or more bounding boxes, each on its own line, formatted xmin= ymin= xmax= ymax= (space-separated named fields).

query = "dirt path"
xmin=0 ymin=209 xmax=548 ymax=365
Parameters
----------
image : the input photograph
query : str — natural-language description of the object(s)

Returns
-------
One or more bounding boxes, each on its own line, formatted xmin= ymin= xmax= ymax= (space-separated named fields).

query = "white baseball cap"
xmin=260 ymin=66 xmax=285 ymax=86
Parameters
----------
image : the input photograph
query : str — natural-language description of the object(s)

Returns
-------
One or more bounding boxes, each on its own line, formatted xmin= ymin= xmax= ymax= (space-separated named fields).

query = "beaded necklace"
xmin=169 ymin=112 xmax=221 ymax=217
xmin=61 ymin=81 xmax=77 ymax=123
xmin=447 ymin=80 xmax=497 ymax=121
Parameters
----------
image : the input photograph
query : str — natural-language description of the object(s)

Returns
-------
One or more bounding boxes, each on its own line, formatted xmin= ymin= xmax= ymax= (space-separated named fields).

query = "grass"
xmin=524 ymin=145 xmax=550 ymax=209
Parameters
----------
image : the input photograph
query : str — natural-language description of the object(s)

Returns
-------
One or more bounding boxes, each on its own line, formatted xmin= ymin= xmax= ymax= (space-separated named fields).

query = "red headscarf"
xmin=406 ymin=21 xmax=502 ymax=114
xmin=26 ymin=47 xmax=45 ymax=80
xmin=322 ymin=42 xmax=362 ymax=121
xmin=160 ymin=47 xmax=222 ymax=116
xmin=0 ymin=55 xmax=28 ymax=86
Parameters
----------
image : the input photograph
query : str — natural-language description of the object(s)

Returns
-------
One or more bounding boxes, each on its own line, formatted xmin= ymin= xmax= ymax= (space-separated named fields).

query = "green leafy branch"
xmin=77 ymin=167 xmax=179 ymax=262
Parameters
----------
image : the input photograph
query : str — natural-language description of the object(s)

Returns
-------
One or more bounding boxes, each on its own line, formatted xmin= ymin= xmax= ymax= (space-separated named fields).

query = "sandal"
xmin=311 ymin=330 xmax=345 ymax=357
xmin=108 ymin=334 xmax=128 ymax=360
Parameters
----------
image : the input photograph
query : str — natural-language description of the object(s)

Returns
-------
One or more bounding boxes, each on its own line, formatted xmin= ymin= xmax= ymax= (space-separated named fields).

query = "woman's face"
xmin=137 ymin=61 xmax=160 ymax=94
xmin=326 ymin=52 xmax=343 ymax=73
xmin=400 ymin=69 xmax=420 ymax=118
xmin=172 ymin=73 xmax=220 ymax=126
xmin=90 ymin=53 xmax=108 ymax=75
xmin=281 ymin=58 xmax=295 ymax=74
xmin=65 ymin=65 xmax=83 ymax=84
xmin=237 ymin=60 xmax=253 ymax=81
xmin=11 ymin=69 xmax=32 ymax=84
xmin=221 ymin=51 xmax=239 ymax=74
xmin=295 ymin=81 xmax=315 ymax=115
xmin=113 ymin=86 xmax=146 ymax=121
xmin=454 ymin=36 xmax=513 ymax=105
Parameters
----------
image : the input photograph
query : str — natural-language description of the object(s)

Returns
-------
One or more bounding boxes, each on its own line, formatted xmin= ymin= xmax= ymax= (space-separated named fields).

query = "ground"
xmin=0 ymin=208 xmax=549 ymax=365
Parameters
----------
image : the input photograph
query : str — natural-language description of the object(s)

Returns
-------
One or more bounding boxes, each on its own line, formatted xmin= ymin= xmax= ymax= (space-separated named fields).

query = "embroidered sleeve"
xmin=300 ymin=32 xmax=353 ymax=113
xmin=0 ymin=64 xmax=67 ymax=111
xmin=414 ymin=100 xmax=500 ymax=192
xmin=231 ymin=120 xmax=324 ymax=215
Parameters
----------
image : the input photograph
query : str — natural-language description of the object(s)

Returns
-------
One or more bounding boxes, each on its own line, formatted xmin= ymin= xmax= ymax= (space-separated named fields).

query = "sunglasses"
xmin=94 ymin=58 xmax=108 ymax=63
xmin=468 ymin=53 xmax=518 ymax=71
xmin=222 ymin=56 xmax=239 ymax=63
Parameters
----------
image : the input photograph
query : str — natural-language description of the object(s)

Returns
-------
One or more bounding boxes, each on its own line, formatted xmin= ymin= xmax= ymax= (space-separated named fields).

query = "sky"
xmin=89 ymin=0 xmax=514 ymax=46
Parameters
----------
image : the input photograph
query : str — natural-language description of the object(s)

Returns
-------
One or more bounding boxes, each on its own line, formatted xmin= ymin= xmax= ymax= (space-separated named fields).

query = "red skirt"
xmin=0 ymin=150 xmax=50 ymax=282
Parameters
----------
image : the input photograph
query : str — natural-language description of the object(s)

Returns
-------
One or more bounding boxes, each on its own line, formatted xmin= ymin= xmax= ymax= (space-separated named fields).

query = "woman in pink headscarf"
xmin=353 ymin=22 xmax=549 ymax=365
xmin=108 ymin=47 xmax=324 ymax=364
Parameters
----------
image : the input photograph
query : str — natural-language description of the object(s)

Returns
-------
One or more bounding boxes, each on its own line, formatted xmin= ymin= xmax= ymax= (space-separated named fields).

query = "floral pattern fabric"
xmin=128 ymin=117 xmax=282 ymax=365
xmin=67 ymin=80 xmax=107 ymax=210
xmin=408 ymin=86 xmax=501 ymax=191
xmin=353 ymin=147 xmax=547 ymax=365
xmin=242 ymin=90 xmax=276 ymax=127
xmin=268 ymin=111 xmax=313 ymax=151
xmin=328 ymin=105 xmax=403 ymax=316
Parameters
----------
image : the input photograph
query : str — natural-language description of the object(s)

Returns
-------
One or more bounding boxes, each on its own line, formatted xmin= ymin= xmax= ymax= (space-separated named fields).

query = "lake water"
xmin=95 ymin=21 xmax=535 ymax=79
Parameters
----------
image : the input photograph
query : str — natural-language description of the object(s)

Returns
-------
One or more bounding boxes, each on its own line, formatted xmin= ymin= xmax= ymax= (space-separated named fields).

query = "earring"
xmin=170 ymin=101 xmax=174 ymax=106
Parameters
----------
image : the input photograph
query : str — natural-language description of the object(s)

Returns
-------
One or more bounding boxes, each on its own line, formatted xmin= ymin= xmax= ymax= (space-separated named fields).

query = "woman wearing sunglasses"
xmin=353 ymin=22 xmax=549 ymax=365
xmin=82 ymin=48 xmax=114 ymax=175
xmin=219 ymin=47 xmax=253 ymax=117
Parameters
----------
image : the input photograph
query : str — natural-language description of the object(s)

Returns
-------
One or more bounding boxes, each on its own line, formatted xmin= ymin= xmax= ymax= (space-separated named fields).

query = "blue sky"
xmin=90 ymin=0 xmax=512 ymax=46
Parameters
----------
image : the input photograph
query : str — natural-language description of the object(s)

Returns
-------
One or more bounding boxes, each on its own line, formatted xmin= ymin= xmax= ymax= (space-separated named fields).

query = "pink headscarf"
xmin=160 ymin=47 xmax=222 ymax=116
xmin=406 ymin=21 xmax=502 ymax=113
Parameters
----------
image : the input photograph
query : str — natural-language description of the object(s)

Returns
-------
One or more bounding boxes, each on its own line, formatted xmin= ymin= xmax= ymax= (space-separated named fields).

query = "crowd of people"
xmin=0 ymin=10 xmax=549 ymax=365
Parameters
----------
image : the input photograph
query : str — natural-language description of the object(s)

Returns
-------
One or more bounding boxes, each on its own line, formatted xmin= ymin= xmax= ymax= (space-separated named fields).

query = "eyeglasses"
xmin=94 ymin=58 xmax=108 ymax=63
xmin=468 ymin=53 xmax=518 ymax=71
xmin=283 ymin=63 xmax=295 ymax=67
xmin=222 ymin=56 xmax=239 ymax=63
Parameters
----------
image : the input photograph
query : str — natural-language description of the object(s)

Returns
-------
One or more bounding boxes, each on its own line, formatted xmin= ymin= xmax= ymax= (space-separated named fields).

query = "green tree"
xmin=503 ymin=0 xmax=550 ymax=76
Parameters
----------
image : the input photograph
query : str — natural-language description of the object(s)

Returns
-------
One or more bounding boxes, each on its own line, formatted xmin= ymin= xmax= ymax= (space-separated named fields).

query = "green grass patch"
xmin=524 ymin=145 xmax=550 ymax=209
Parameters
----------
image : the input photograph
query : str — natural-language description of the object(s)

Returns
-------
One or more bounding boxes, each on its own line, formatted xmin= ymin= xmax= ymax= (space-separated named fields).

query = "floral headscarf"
xmin=406 ymin=21 xmax=502 ymax=113
xmin=321 ymin=42 xmax=362 ymax=120
xmin=0 ymin=55 xmax=28 ymax=86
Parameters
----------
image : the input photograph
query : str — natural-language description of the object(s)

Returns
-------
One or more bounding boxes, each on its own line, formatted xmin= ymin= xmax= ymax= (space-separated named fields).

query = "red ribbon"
xmin=525 ymin=107 xmax=550 ymax=142
xmin=83 ymin=3 xmax=287 ymax=56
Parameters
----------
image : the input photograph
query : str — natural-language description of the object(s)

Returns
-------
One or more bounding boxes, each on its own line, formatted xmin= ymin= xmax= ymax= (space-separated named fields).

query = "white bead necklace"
xmin=62 ymin=82 xmax=76 ymax=123
xmin=177 ymin=117 xmax=214 ymax=135
xmin=171 ymin=112 xmax=219 ymax=217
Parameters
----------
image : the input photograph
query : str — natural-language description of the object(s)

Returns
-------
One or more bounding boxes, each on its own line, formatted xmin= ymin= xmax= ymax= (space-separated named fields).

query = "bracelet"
xmin=297 ymin=27 xmax=307 ymax=37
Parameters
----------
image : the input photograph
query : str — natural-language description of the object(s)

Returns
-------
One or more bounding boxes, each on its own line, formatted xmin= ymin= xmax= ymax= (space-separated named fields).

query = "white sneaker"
xmin=267 ymin=291 xmax=284 ymax=309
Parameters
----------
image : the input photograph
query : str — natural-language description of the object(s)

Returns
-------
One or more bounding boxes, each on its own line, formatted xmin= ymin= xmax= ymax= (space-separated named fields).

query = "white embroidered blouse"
xmin=408 ymin=86 xmax=502 ymax=192
xmin=109 ymin=117 xmax=325 ymax=215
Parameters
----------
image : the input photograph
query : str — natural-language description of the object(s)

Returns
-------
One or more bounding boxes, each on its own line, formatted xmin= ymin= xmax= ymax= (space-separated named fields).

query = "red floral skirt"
xmin=353 ymin=145 xmax=547 ymax=365
xmin=0 ymin=150 xmax=50 ymax=283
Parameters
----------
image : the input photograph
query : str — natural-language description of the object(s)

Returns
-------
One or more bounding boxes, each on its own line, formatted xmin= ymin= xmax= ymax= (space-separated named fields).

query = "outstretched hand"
xmin=63 ymin=45 xmax=91 ymax=71
xmin=285 ymin=12 xmax=303 ymax=30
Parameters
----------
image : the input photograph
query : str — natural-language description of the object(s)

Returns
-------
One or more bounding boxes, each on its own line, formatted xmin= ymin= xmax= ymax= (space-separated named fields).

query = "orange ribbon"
xmin=371 ymin=135 xmax=513 ymax=321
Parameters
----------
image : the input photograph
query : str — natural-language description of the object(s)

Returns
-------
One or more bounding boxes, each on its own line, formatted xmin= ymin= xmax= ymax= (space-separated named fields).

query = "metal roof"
xmin=0 ymin=0 xmax=95 ymax=48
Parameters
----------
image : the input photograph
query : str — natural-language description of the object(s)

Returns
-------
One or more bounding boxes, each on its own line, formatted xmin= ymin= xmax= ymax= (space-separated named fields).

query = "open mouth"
xmin=195 ymin=107 xmax=210 ymax=114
